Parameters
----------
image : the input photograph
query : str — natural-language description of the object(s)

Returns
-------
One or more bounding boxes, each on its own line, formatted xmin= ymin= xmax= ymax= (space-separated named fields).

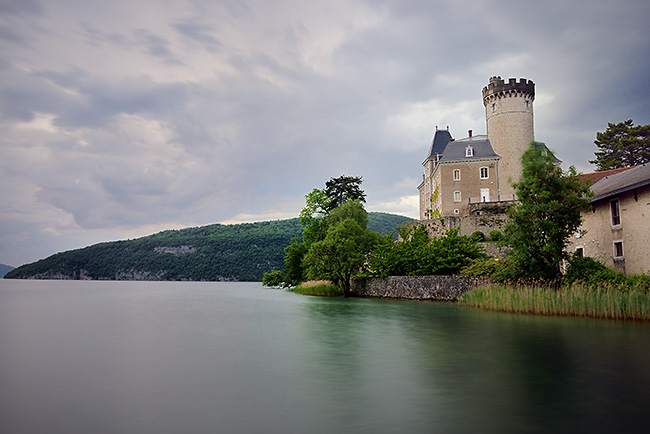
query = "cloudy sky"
xmin=1 ymin=0 xmax=649 ymax=267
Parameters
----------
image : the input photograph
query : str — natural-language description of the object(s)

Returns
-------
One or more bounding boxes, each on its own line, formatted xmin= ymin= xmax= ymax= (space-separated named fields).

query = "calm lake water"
xmin=1 ymin=280 xmax=649 ymax=434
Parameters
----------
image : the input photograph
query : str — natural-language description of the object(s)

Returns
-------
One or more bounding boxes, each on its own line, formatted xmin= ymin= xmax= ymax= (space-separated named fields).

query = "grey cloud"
xmin=1 ymin=0 xmax=650 ymax=267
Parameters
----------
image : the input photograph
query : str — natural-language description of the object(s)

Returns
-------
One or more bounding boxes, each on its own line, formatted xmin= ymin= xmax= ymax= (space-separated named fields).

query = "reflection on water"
xmin=1 ymin=280 xmax=649 ymax=434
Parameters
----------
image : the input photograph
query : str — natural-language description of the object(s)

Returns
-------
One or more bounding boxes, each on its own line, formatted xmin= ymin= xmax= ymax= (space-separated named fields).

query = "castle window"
xmin=492 ymin=103 xmax=496 ymax=112
xmin=453 ymin=169 xmax=461 ymax=181
xmin=480 ymin=167 xmax=489 ymax=179
xmin=613 ymin=241 xmax=624 ymax=259
xmin=465 ymin=146 xmax=474 ymax=157
xmin=610 ymin=199 xmax=621 ymax=226
xmin=453 ymin=191 xmax=461 ymax=202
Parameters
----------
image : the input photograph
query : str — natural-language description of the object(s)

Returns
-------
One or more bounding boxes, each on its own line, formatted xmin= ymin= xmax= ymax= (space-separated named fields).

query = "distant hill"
xmin=5 ymin=213 xmax=413 ymax=282
xmin=0 ymin=264 xmax=15 ymax=278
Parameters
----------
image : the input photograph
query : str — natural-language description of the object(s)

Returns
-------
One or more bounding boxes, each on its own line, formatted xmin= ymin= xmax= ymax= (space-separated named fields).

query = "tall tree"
xmin=504 ymin=143 xmax=592 ymax=282
xmin=324 ymin=175 xmax=366 ymax=212
xmin=304 ymin=201 xmax=379 ymax=297
xmin=590 ymin=119 xmax=650 ymax=171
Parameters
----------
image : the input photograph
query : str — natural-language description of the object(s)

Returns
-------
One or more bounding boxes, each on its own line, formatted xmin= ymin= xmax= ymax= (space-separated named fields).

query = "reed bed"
xmin=460 ymin=283 xmax=650 ymax=321
xmin=291 ymin=282 xmax=343 ymax=297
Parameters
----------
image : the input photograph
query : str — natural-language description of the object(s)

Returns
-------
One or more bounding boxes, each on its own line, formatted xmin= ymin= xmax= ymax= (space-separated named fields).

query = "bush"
xmin=470 ymin=231 xmax=485 ymax=242
xmin=460 ymin=256 xmax=501 ymax=277
xmin=489 ymin=230 xmax=503 ymax=241
xmin=564 ymin=256 xmax=650 ymax=291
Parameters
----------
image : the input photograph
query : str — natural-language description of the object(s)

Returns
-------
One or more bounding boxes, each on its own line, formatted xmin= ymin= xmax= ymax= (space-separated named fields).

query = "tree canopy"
xmin=590 ymin=119 xmax=650 ymax=171
xmin=503 ymin=143 xmax=592 ymax=282
xmin=324 ymin=175 xmax=366 ymax=212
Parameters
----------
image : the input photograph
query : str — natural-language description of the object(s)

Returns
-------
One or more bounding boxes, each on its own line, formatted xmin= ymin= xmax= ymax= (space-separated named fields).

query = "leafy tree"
xmin=282 ymin=237 xmax=308 ymax=286
xmin=304 ymin=201 xmax=379 ymax=297
xmin=324 ymin=175 xmax=366 ymax=212
xmin=368 ymin=226 xmax=485 ymax=278
xmin=590 ymin=119 xmax=650 ymax=170
xmin=503 ymin=143 xmax=592 ymax=282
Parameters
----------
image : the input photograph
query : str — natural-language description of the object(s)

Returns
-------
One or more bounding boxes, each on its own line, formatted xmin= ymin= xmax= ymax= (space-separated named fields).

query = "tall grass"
xmin=460 ymin=283 xmax=650 ymax=321
xmin=291 ymin=282 xmax=343 ymax=297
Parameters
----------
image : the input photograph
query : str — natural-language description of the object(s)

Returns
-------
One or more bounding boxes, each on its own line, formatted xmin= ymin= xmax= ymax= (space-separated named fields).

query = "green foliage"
xmin=282 ymin=237 xmax=308 ymax=286
xmin=470 ymin=231 xmax=485 ymax=242
xmin=324 ymin=175 xmax=366 ymax=212
xmin=460 ymin=257 xmax=502 ymax=277
xmin=291 ymin=282 xmax=343 ymax=297
xmin=590 ymin=119 xmax=650 ymax=170
xmin=7 ymin=213 xmax=411 ymax=282
xmin=461 ymin=284 xmax=650 ymax=321
xmin=304 ymin=202 xmax=380 ymax=296
xmin=262 ymin=269 xmax=285 ymax=287
xmin=488 ymin=230 xmax=503 ymax=242
xmin=564 ymin=256 xmax=650 ymax=291
xmin=503 ymin=142 xmax=592 ymax=282
xmin=368 ymin=226 xmax=486 ymax=278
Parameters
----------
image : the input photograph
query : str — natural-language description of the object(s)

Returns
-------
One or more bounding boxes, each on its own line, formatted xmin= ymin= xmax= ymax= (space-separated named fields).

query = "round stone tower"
xmin=482 ymin=76 xmax=535 ymax=198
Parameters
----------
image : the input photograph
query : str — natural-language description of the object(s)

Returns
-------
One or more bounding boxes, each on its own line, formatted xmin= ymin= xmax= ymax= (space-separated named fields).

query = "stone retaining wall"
xmin=350 ymin=275 xmax=492 ymax=301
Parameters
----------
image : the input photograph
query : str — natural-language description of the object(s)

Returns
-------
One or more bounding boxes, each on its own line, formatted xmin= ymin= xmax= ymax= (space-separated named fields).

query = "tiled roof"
xmin=589 ymin=164 xmax=650 ymax=202
xmin=579 ymin=166 xmax=637 ymax=186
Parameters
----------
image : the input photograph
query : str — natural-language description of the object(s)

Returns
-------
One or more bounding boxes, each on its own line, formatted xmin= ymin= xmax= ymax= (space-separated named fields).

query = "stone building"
xmin=569 ymin=164 xmax=650 ymax=275
xmin=418 ymin=76 xmax=536 ymax=219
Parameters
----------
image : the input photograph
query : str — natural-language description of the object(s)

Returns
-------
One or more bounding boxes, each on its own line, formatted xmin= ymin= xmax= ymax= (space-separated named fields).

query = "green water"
xmin=1 ymin=280 xmax=648 ymax=433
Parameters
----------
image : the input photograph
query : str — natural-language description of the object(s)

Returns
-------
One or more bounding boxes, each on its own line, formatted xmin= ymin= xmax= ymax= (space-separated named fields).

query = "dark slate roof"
xmin=438 ymin=135 xmax=499 ymax=162
xmin=590 ymin=164 xmax=650 ymax=202
xmin=424 ymin=128 xmax=453 ymax=161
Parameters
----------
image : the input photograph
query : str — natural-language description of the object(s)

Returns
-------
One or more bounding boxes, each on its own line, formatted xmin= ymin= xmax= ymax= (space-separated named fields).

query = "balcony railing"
xmin=468 ymin=194 xmax=516 ymax=204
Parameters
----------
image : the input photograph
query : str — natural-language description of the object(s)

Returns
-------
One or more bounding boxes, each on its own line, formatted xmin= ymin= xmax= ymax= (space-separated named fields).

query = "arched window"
xmin=453 ymin=169 xmax=461 ymax=181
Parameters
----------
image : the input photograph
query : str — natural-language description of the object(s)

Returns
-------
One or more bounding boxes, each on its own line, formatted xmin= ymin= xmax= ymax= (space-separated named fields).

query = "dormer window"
xmin=465 ymin=145 xmax=474 ymax=157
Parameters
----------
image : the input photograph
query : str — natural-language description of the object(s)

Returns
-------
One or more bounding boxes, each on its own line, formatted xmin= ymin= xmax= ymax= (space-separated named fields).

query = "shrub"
xmin=460 ymin=256 xmax=501 ymax=277
xmin=470 ymin=231 xmax=485 ymax=242
xmin=564 ymin=256 xmax=650 ymax=291
xmin=489 ymin=230 xmax=503 ymax=241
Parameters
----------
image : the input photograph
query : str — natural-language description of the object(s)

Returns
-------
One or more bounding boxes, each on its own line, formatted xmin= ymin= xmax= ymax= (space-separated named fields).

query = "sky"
xmin=1 ymin=0 xmax=649 ymax=267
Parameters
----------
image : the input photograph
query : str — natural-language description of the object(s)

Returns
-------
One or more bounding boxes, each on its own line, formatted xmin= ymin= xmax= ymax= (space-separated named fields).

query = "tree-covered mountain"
xmin=5 ymin=213 xmax=413 ymax=281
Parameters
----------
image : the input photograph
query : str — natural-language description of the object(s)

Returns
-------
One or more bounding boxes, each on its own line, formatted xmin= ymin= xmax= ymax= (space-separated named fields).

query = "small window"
xmin=614 ymin=241 xmax=624 ymax=259
xmin=480 ymin=167 xmax=489 ymax=179
xmin=575 ymin=247 xmax=584 ymax=258
xmin=453 ymin=169 xmax=461 ymax=181
xmin=454 ymin=209 xmax=459 ymax=215
xmin=453 ymin=191 xmax=461 ymax=202
xmin=465 ymin=146 xmax=474 ymax=157
xmin=610 ymin=199 xmax=621 ymax=226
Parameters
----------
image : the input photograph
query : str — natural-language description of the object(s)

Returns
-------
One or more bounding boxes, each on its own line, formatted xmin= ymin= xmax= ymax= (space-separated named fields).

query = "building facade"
xmin=569 ymin=164 xmax=650 ymax=275
xmin=418 ymin=76 xmax=535 ymax=219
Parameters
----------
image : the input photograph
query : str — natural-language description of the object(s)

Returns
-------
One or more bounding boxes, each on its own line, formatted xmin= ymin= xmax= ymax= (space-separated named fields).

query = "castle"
xmin=418 ymin=76 xmax=538 ymax=219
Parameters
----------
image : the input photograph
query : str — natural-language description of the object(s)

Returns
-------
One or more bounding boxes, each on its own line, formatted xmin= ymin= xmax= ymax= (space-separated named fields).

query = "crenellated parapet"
xmin=482 ymin=76 xmax=535 ymax=106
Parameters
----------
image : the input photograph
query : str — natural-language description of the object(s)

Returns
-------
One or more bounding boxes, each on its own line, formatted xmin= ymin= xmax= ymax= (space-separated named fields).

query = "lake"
xmin=1 ymin=280 xmax=649 ymax=433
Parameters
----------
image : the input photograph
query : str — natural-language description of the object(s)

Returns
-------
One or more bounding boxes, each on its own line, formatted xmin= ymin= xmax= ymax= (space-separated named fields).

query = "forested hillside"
xmin=5 ymin=213 xmax=412 ymax=281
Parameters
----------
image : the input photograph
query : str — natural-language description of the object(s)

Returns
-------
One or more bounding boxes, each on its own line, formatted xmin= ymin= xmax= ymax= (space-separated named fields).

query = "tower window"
xmin=480 ymin=167 xmax=489 ymax=179
xmin=453 ymin=169 xmax=461 ymax=181
xmin=610 ymin=199 xmax=621 ymax=226
xmin=614 ymin=241 xmax=624 ymax=259
xmin=465 ymin=146 xmax=474 ymax=157
xmin=453 ymin=191 xmax=461 ymax=202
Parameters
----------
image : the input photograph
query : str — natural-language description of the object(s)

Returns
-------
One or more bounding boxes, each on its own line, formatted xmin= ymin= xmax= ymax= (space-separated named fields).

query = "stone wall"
xmin=405 ymin=214 xmax=508 ymax=239
xmin=350 ymin=275 xmax=492 ymax=301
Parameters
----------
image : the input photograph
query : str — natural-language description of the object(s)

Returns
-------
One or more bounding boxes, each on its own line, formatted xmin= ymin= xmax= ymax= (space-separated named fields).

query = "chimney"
xmin=468 ymin=129 xmax=473 ymax=138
